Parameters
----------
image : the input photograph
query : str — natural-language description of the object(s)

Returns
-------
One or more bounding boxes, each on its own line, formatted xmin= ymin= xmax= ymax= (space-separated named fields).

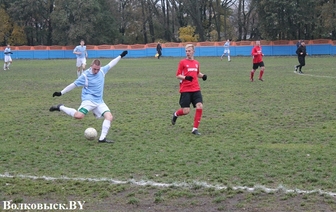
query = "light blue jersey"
xmin=74 ymin=65 xmax=110 ymax=104
xmin=224 ymin=41 xmax=230 ymax=50
xmin=73 ymin=45 xmax=87 ymax=58
xmin=4 ymin=47 xmax=11 ymax=55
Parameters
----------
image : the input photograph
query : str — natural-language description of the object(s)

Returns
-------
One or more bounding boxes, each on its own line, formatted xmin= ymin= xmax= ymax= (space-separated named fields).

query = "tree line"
xmin=0 ymin=0 xmax=335 ymax=46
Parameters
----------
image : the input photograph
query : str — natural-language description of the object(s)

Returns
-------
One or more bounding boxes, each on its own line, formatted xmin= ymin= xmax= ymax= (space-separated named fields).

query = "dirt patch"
xmin=2 ymin=186 xmax=335 ymax=212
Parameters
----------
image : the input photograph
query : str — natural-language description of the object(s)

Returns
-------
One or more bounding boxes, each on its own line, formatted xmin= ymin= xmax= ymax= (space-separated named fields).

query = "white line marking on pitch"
xmin=294 ymin=71 xmax=336 ymax=79
xmin=1 ymin=173 xmax=335 ymax=197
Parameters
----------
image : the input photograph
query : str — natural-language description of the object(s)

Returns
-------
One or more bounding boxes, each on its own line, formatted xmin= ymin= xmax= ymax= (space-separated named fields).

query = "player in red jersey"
xmin=250 ymin=40 xmax=265 ymax=82
xmin=171 ymin=44 xmax=207 ymax=135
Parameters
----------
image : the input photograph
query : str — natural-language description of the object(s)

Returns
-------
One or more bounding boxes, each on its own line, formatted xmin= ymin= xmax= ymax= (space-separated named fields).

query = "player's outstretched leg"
xmin=49 ymin=104 xmax=64 ymax=112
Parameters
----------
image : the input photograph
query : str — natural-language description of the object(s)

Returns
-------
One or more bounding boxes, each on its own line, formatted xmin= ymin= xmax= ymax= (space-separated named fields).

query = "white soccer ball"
xmin=84 ymin=127 xmax=98 ymax=140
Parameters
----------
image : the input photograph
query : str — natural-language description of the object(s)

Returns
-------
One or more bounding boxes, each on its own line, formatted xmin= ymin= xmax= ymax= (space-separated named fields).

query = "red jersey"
xmin=251 ymin=45 xmax=263 ymax=63
xmin=176 ymin=59 xmax=200 ymax=93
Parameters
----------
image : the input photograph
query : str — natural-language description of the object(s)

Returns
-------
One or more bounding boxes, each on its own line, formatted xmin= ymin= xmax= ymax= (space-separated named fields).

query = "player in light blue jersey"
xmin=49 ymin=50 xmax=128 ymax=143
xmin=73 ymin=39 xmax=88 ymax=77
xmin=3 ymin=44 xmax=13 ymax=70
xmin=221 ymin=39 xmax=231 ymax=62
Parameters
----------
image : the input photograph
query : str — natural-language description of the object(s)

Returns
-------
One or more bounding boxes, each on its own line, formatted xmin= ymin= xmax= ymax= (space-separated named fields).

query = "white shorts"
xmin=78 ymin=100 xmax=110 ymax=119
xmin=76 ymin=58 xmax=86 ymax=68
xmin=223 ymin=49 xmax=230 ymax=54
xmin=4 ymin=55 xmax=12 ymax=63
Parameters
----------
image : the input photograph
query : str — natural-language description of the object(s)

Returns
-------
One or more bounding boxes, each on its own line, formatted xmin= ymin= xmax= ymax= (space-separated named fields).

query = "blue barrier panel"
xmin=272 ymin=46 xmax=295 ymax=56
xmin=146 ymin=48 xmax=157 ymax=58
xmin=310 ymin=44 xmax=330 ymax=55
xmin=3 ymin=44 xmax=336 ymax=59
xmin=331 ymin=46 xmax=336 ymax=55
xmin=129 ymin=49 xmax=147 ymax=58
xmin=16 ymin=51 xmax=34 ymax=59
xmin=49 ymin=51 xmax=65 ymax=59
xmin=235 ymin=46 xmax=252 ymax=56
xmin=197 ymin=47 xmax=216 ymax=56
xmin=64 ymin=51 xmax=74 ymax=59
xmin=33 ymin=50 xmax=49 ymax=59
xmin=163 ymin=47 xmax=184 ymax=57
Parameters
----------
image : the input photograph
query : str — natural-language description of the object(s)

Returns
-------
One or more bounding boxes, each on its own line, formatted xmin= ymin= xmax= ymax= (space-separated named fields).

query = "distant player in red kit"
xmin=171 ymin=44 xmax=207 ymax=135
xmin=250 ymin=40 xmax=265 ymax=82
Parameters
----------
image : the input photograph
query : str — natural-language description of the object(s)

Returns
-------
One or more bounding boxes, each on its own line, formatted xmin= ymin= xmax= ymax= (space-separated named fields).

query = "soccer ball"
xmin=84 ymin=127 xmax=97 ymax=140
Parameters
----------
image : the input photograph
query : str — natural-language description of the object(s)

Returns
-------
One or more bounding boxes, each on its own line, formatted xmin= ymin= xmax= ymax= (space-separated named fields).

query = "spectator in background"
xmin=295 ymin=41 xmax=308 ymax=74
xmin=73 ymin=39 xmax=88 ymax=77
xmin=156 ymin=41 xmax=162 ymax=59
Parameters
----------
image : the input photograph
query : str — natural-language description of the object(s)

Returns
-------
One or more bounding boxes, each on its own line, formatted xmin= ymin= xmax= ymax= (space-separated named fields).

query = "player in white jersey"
xmin=221 ymin=39 xmax=231 ymax=62
xmin=49 ymin=51 xmax=128 ymax=143
xmin=3 ymin=44 xmax=13 ymax=70
xmin=73 ymin=39 xmax=88 ymax=77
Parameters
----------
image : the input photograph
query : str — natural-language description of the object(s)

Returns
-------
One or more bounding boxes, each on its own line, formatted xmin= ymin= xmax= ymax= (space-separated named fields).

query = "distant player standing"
xmin=171 ymin=44 xmax=207 ymax=135
xmin=250 ymin=40 xmax=265 ymax=82
xmin=221 ymin=39 xmax=231 ymax=62
xmin=73 ymin=39 xmax=88 ymax=77
xmin=3 ymin=44 xmax=13 ymax=70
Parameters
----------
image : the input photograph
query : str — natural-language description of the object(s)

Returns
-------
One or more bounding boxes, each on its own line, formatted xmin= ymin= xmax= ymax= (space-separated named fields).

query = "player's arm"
xmin=102 ymin=51 xmax=128 ymax=72
xmin=197 ymin=72 xmax=207 ymax=81
xmin=73 ymin=47 xmax=80 ymax=55
xmin=52 ymin=83 xmax=77 ymax=97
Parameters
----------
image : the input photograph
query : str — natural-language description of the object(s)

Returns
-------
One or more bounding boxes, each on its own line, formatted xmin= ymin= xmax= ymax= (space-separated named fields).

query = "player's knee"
xmin=104 ymin=112 xmax=113 ymax=121
xmin=182 ymin=108 xmax=190 ymax=115
xmin=74 ymin=112 xmax=85 ymax=119
xmin=196 ymin=103 xmax=203 ymax=109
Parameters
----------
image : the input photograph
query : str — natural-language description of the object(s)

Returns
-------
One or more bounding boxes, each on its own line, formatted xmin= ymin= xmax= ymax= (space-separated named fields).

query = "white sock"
xmin=3 ymin=64 xmax=6 ymax=70
xmin=192 ymin=127 xmax=197 ymax=132
xmin=59 ymin=105 xmax=76 ymax=117
xmin=228 ymin=56 xmax=230 ymax=61
xmin=99 ymin=119 xmax=111 ymax=140
xmin=7 ymin=63 xmax=11 ymax=67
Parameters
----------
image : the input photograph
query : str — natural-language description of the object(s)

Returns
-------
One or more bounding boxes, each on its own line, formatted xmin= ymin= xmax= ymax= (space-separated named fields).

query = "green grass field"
xmin=0 ymin=56 xmax=336 ymax=211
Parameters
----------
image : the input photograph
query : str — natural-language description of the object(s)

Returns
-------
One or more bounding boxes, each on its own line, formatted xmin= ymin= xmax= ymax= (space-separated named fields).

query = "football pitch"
xmin=0 ymin=56 xmax=335 ymax=211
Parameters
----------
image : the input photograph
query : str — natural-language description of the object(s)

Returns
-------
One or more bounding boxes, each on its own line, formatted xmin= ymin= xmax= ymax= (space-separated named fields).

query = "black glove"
xmin=120 ymin=51 xmax=128 ymax=58
xmin=185 ymin=76 xmax=193 ymax=81
xmin=202 ymin=74 xmax=207 ymax=81
xmin=52 ymin=92 xmax=62 ymax=97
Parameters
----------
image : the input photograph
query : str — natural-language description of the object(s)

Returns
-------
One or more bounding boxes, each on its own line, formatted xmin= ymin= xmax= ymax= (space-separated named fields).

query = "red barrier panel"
xmin=97 ymin=45 xmax=113 ymax=49
xmin=49 ymin=45 xmax=63 ymax=50
xmin=130 ymin=44 xmax=146 ymax=49
xmin=113 ymin=44 xmax=129 ymax=49
xmin=34 ymin=45 xmax=48 ymax=50
xmin=64 ymin=46 xmax=75 ymax=50
xmin=16 ymin=46 xmax=32 ymax=50
xmin=146 ymin=43 xmax=157 ymax=48
xmin=3 ymin=39 xmax=336 ymax=51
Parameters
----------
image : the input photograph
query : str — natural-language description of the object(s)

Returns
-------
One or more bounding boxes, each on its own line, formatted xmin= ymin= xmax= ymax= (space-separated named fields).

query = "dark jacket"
xmin=156 ymin=44 xmax=162 ymax=53
xmin=296 ymin=45 xmax=307 ymax=57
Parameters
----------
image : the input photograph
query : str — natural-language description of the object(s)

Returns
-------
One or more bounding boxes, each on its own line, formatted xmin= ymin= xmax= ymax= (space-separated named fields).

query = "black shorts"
xmin=252 ymin=62 xmax=265 ymax=70
xmin=298 ymin=57 xmax=305 ymax=66
xmin=179 ymin=91 xmax=203 ymax=108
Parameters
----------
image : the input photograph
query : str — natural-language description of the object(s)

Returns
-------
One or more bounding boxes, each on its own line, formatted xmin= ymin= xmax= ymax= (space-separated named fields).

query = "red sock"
xmin=193 ymin=108 xmax=203 ymax=128
xmin=175 ymin=108 xmax=184 ymax=116
xmin=250 ymin=71 xmax=254 ymax=80
xmin=259 ymin=70 xmax=264 ymax=79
